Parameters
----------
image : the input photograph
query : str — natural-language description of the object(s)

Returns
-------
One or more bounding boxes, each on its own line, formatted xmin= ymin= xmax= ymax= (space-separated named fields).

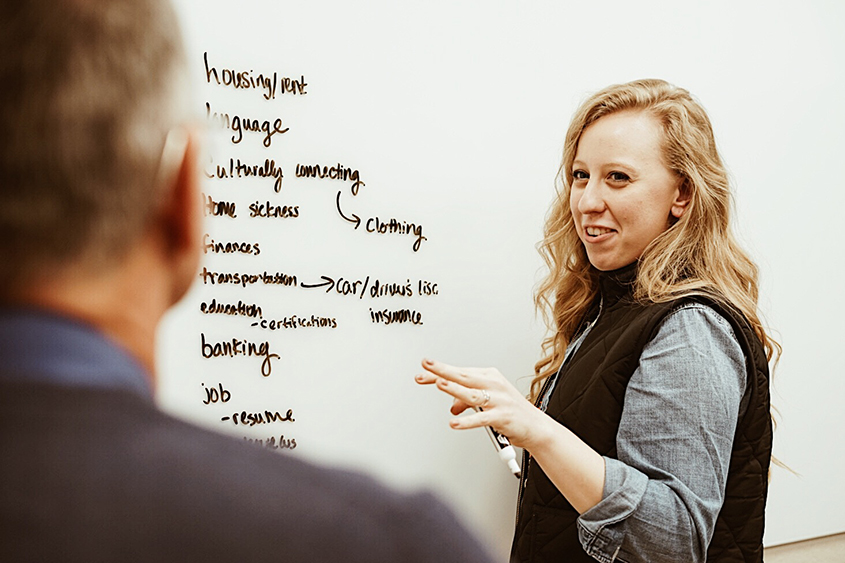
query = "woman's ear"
xmin=670 ymin=178 xmax=692 ymax=219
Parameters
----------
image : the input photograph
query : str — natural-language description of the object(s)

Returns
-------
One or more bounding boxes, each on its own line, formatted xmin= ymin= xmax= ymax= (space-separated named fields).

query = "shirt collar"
xmin=0 ymin=308 xmax=152 ymax=397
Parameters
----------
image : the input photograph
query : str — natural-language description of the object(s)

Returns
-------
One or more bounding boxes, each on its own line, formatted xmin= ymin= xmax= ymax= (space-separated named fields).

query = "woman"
xmin=416 ymin=79 xmax=776 ymax=563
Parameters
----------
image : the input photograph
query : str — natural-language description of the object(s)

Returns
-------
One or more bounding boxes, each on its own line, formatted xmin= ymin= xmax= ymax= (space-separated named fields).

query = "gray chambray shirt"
xmin=542 ymin=302 xmax=746 ymax=563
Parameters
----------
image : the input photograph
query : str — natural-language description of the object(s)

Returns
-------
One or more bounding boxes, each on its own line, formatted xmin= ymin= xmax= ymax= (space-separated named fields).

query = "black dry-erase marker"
xmin=473 ymin=406 xmax=522 ymax=479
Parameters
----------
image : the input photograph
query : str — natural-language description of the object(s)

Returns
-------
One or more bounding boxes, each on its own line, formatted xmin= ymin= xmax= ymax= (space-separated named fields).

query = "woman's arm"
xmin=415 ymin=359 xmax=606 ymax=513
xmin=416 ymin=303 xmax=745 ymax=563
xmin=577 ymin=304 xmax=745 ymax=562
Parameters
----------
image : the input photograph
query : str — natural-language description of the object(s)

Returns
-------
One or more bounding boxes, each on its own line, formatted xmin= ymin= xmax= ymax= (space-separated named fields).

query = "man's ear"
xmin=670 ymin=178 xmax=692 ymax=219
xmin=158 ymin=127 xmax=202 ymax=303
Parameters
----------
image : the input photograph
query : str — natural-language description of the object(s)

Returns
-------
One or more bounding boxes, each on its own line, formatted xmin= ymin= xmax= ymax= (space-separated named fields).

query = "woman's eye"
xmin=608 ymin=171 xmax=630 ymax=182
xmin=572 ymin=170 xmax=588 ymax=181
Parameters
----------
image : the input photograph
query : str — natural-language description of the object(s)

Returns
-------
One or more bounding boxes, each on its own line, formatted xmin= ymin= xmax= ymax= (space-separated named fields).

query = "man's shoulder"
xmin=0 ymin=380 xmax=492 ymax=563
xmin=0 ymin=378 xmax=401 ymax=508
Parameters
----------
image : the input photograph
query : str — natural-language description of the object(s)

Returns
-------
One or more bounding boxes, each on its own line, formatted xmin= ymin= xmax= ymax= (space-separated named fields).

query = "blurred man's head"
xmin=0 ymin=0 xmax=195 ymax=296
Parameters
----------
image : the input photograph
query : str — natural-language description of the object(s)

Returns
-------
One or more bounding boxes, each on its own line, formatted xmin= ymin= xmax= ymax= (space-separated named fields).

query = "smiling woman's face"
xmin=569 ymin=110 xmax=688 ymax=272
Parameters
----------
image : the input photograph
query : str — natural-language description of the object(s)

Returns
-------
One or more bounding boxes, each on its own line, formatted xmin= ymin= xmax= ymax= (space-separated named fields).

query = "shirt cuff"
xmin=577 ymin=457 xmax=648 ymax=562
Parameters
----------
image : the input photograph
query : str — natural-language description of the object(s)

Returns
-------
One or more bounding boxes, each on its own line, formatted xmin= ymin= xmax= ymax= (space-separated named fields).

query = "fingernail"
xmin=423 ymin=358 xmax=433 ymax=366
xmin=415 ymin=374 xmax=424 ymax=382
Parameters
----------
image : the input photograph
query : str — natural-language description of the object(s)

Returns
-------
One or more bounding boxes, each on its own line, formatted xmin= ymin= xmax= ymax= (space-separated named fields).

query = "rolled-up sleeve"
xmin=576 ymin=304 xmax=746 ymax=563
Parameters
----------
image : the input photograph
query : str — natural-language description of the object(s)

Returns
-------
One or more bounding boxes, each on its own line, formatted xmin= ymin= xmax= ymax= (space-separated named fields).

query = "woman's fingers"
xmin=448 ymin=408 xmax=490 ymax=430
xmin=416 ymin=357 xmax=529 ymax=438
xmin=422 ymin=358 xmax=485 ymax=387
xmin=416 ymin=372 xmax=474 ymax=415
xmin=416 ymin=357 xmax=514 ymax=413
xmin=416 ymin=360 xmax=490 ymax=413
xmin=415 ymin=357 xmax=546 ymax=449
xmin=421 ymin=358 xmax=505 ymax=390
xmin=414 ymin=359 xmax=476 ymax=390
xmin=414 ymin=371 xmax=478 ymax=405
xmin=414 ymin=371 xmax=437 ymax=385
xmin=451 ymin=398 xmax=471 ymax=416
xmin=435 ymin=376 xmax=488 ymax=408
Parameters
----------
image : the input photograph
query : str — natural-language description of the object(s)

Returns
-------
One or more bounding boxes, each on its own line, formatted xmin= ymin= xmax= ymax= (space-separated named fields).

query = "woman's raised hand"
xmin=415 ymin=358 xmax=548 ymax=450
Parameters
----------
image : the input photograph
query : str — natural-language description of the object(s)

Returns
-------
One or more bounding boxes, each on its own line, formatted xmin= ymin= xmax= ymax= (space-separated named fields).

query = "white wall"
xmin=159 ymin=1 xmax=845 ymax=556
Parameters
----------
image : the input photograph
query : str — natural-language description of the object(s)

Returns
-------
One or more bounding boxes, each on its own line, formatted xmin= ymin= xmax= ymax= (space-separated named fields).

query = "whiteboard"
xmin=157 ymin=1 xmax=845 ymax=556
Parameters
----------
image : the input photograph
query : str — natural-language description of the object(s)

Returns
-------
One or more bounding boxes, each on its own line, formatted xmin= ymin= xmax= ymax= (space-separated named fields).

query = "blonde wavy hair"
xmin=531 ymin=78 xmax=780 ymax=401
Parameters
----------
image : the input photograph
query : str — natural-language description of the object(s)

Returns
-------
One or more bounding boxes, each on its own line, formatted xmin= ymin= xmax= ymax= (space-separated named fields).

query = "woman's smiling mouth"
xmin=585 ymin=226 xmax=616 ymax=238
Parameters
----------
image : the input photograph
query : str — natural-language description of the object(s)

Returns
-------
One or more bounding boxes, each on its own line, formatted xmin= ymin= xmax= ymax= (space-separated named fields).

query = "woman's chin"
xmin=587 ymin=255 xmax=627 ymax=272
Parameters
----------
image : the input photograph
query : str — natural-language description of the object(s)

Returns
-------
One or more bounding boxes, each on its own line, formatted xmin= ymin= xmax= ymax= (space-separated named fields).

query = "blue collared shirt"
xmin=0 ymin=309 xmax=151 ymax=398
xmin=543 ymin=303 xmax=746 ymax=563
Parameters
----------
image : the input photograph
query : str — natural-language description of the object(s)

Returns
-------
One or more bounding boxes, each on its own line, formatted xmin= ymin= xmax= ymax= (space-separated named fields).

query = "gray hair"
xmin=0 ymin=0 xmax=189 ymax=291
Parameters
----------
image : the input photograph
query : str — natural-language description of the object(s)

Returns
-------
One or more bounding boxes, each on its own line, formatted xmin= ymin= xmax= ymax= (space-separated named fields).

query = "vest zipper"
xmin=513 ymin=297 xmax=603 ymax=539
xmin=513 ymin=375 xmax=553 ymax=533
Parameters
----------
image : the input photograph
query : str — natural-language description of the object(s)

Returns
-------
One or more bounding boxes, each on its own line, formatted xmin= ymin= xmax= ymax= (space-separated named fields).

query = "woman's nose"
xmin=576 ymin=179 xmax=606 ymax=215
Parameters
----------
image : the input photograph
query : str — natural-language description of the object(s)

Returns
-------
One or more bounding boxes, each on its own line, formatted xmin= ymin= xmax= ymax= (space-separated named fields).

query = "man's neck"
xmin=5 ymin=253 xmax=170 ymax=387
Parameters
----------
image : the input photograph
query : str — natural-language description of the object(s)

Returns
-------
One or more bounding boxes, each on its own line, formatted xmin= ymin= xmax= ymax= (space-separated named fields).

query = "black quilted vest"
xmin=511 ymin=266 xmax=772 ymax=562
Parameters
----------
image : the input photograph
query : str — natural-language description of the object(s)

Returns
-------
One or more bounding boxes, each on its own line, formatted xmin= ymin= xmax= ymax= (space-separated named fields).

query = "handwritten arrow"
xmin=336 ymin=190 xmax=361 ymax=229
xmin=300 ymin=276 xmax=336 ymax=293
